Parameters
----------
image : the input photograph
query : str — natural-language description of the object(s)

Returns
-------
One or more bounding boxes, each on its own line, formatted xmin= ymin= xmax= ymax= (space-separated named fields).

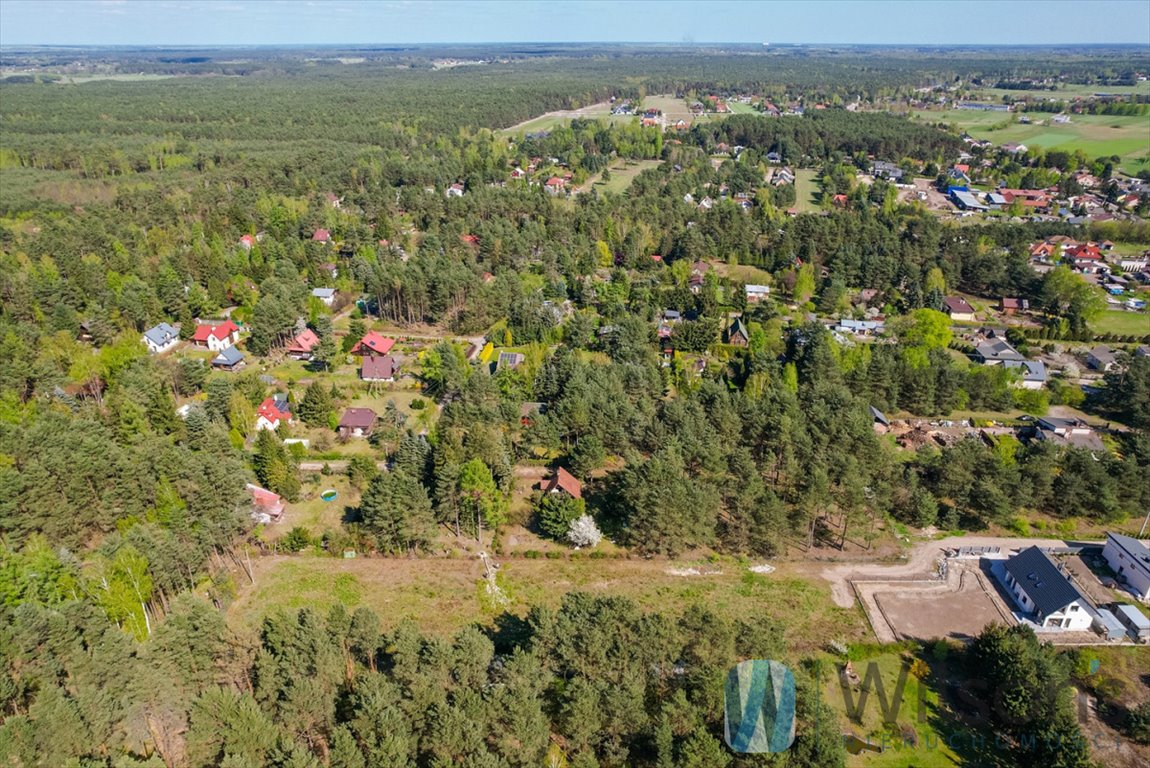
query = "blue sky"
xmin=1 ymin=1 xmax=1148 ymax=47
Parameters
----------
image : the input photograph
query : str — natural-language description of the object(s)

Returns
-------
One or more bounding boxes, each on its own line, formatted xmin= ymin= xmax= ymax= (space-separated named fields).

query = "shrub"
xmin=281 ymin=526 xmax=314 ymax=552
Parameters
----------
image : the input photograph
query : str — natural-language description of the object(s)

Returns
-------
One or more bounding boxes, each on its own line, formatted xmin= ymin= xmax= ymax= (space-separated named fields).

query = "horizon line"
xmin=3 ymin=41 xmax=1150 ymax=50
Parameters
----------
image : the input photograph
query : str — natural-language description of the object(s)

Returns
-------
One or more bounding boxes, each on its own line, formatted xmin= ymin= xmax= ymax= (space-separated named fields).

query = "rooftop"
xmin=1004 ymin=546 xmax=1089 ymax=616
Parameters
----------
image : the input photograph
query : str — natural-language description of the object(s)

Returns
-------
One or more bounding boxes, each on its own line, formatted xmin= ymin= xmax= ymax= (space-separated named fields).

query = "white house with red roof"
xmin=312 ymin=228 xmax=332 ymax=243
xmin=446 ymin=183 xmax=465 ymax=198
xmin=351 ymin=331 xmax=396 ymax=357
xmin=239 ymin=234 xmax=255 ymax=250
xmin=191 ymin=320 xmax=240 ymax=352
xmin=544 ymin=176 xmax=567 ymax=195
xmin=256 ymin=395 xmax=292 ymax=431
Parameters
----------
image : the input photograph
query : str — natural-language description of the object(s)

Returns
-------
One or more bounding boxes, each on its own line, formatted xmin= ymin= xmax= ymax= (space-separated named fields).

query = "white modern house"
xmin=745 ymin=284 xmax=771 ymax=303
xmin=311 ymin=287 xmax=336 ymax=307
xmin=142 ymin=323 xmax=180 ymax=355
xmin=1002 ymin=546 xmax=1094 ymax=630
xmin=1102 ymin=532 xmax=1150 ymax=601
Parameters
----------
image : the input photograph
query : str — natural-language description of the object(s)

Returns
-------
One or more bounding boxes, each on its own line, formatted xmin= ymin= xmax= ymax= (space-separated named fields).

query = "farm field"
xmin=970 ymin=81 xmax=1150 ymax=102
xmin=1091 ymin=309 xmax=1150 ymax=336
xmin=794 ymin=168 xmax=821 ymax=212
xmin=911 ymin=109 xmax=1150 ymax=173
xmin=226 ymin=554 xmax=869 ymax=649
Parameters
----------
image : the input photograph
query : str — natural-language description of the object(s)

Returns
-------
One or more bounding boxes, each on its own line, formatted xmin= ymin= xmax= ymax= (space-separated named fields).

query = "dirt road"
xmin=820 ymin=535 xmax=1077 ymax=608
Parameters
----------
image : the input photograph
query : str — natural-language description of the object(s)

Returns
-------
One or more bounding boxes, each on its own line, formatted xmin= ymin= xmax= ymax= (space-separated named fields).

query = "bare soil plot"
xmin=874 ymin=570 xmax=1010 ymax=642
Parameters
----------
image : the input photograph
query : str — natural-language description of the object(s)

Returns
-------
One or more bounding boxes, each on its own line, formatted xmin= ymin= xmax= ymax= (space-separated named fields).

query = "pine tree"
xmin=296 ymin=381 xmax=333 ymax=426
xmin=360 ymin=471 xmax=436 ymax=554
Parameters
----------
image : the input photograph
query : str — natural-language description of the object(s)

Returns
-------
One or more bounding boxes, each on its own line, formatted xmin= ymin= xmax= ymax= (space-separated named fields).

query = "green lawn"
xmin=228 ymin=556 xmax=869 ymax=650
xmin=1090 ymin=310 xmax=1150 ymax=337
xmin=265 ymin=475 xmax=361 ymax=543
xmin=820 ymin=650 xmax=969 ymax=768
xmin=588 ymin=159 xmax=662 ymax=195
xmin=794 ymin=168 xmax=821 ymax=212
xmin=911 ymin=110 xmax=1150 ymax=173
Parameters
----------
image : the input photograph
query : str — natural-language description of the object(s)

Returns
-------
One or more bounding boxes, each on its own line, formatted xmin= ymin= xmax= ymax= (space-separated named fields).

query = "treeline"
xmin=4 ymin=585 xmax=1127 ymax=768
xmin=0 ymin=591 xmax=847 ymax=768
xmin=686 ymin=111 xmax=963 ymax=164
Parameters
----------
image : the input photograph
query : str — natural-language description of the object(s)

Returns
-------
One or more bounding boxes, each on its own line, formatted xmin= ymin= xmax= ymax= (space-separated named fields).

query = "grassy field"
xmin=715 ymin=263 xmax=774 ymax=285
xmin=911 ymin=110 xmax=1150 ymax=173
xmin=794 ymin=168 xmax=821 ymax=212
xmin=584 ymin=158 xmax=662 ymax=195
xmin=819 ymin=650 xmax=965 ymax=767
xmin=227 ymin=555 xmax=869 ymax=650
xmin=1090 ymin=310 xmax=1150 ymax=336
xmin=970 ymin=82 xmax=1150 ymax=102
xmin=642 ymin=94 xmax=696 ymax=123
xmin=499 ymin=102 xmax=617 ymax=135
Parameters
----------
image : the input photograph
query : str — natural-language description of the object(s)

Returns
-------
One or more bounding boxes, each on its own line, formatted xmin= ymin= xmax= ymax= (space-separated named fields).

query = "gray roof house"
xmin=311 ymin=287 xmax=336 ymax=306
xmin=974 ymin=339 xmax=1025 ymax=364
xmin=142 ymin=323 xmax=180 ymax=354
xmin=497 ymin=352 xmax=525 ymax=371
xmin=212 ymin=345 xmax=246 ymax=370
xmin=1002 ymin=546 xmax=1094 ymax=629
xmin=1002 ymin=359 xmax=1047 ymax=389
xmin=1034 ymin=416 xmax=1105 ymax=451
xmin=1102 ymin=532 xmax=1150 ymax=601
xmin=1086 ymin=345 xmax=1119 ymax=371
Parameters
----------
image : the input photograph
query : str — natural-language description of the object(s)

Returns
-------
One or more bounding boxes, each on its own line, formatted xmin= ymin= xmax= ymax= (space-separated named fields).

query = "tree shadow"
xmin=485 ymin=611 xmax=532 ymax=655
xmin=921 ymin=651 xmax=1007 ymax=767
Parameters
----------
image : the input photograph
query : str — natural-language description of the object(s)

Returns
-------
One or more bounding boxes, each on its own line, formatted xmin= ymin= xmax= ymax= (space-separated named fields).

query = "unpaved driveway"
xmin=820 ymin=535 xmax=1075 ymax=608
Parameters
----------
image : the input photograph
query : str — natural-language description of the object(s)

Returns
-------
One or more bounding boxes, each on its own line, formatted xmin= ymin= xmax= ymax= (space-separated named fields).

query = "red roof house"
xmin=361 ymin=354 xmax=396 ymax=382
xmin=191 ymin=320 xmax=240 ymax=351
xmin=1068 ymin=244 xmax=1102 ymax=261
xmin=256 ymin=396 xmax=292 ymax=431
xmin=337 ymin=408 xmax=377 ymax=438
xmin=351 ymin=331 xmax=396 ymax=357
xmin=247 ymin=483 xmax=285 ymax=523
xmin=240 ymin=234 xmax=255 ymax=249
xmin=541 ymin=467 xmax=583 ymax=500
xmin=312 ymin=229 xmax=332 ymax=242
xmin=286 ymin=329 xmax=320 ymax=360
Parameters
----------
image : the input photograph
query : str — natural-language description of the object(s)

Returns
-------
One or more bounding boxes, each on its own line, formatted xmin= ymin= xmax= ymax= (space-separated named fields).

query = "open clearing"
xmin=1091 ymin=309 xmax=1150 ymax=337
xmin=794 ymin=168 xmax=821 ymax=212
xmin=582 ymin=158 xmax=662 ymax=195
xmin=227 ymin=554 xmax=868 ymax=649
xmin=500 ymin=101 xmax=615 ymax=134
xmin=911 ymin=110 xmax=1150 ymax=172
xmin=819 ymin=651 xmax=965 ymax=768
